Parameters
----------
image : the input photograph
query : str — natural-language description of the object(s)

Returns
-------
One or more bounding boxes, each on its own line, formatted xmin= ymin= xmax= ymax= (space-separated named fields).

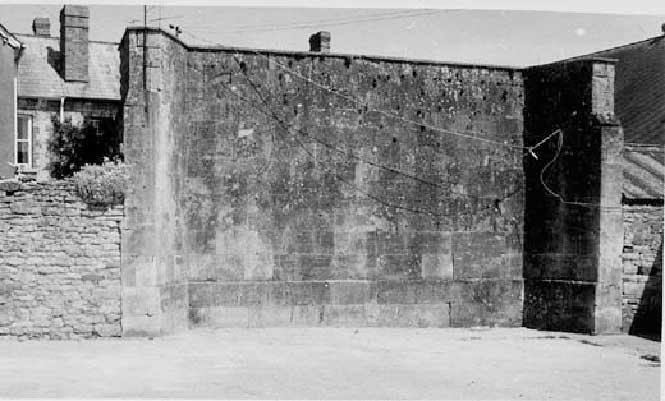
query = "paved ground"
xmin=0 ymin=327 xmax=660 ymax=400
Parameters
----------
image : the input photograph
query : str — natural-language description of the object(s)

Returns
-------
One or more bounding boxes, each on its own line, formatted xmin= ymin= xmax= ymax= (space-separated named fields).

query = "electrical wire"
xmin=225 ymin=55 xmax=526 ymax=205
xmin=184 ymin=9 xmax=432 ymax=32
xmin=224 ymin=55 xmax=518 ymax=219
xmin=539 ymin=129 xmax=624 ymax=212
xmin=182 ymin=30 xmax=556 ymax=157
xmin=231 ymin=97 xmax=447 ymax=217
xmin=180 ymin=30 xmax=620 ymax=213
xmin=182 ymin=10 xmax=447 ymax=35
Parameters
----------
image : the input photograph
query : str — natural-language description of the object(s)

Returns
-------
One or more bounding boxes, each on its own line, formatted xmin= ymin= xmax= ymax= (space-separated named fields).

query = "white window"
xmin=15 ymin=114 xmax=32 ymax=168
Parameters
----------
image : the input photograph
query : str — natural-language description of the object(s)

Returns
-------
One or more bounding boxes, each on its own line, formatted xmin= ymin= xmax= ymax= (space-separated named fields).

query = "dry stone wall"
xmin=622 ymin=205 xmax=662 ymax=334
xmin=0 ymin=180 xmax=122 ymax=339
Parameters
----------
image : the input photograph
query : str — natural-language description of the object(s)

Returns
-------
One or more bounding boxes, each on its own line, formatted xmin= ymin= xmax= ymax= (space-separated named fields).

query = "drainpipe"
xmin=13 ymin=76 xmax=17 ymax=168
xmin=59 ymin=97 xmax=65 ymax=123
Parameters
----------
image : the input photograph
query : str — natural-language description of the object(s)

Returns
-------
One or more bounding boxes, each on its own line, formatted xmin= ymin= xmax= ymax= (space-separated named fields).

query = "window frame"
xmin=15 ymin=114 xmax=33 ymax=169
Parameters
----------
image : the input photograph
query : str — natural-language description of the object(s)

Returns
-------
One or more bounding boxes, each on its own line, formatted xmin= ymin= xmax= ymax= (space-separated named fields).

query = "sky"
xmin=0 ymin=2 xmax=663 ymax=66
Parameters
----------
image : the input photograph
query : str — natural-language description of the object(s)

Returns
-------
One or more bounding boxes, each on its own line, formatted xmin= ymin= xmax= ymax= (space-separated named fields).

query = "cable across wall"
xmin=179 ymin=30 xmax=618 ymax=214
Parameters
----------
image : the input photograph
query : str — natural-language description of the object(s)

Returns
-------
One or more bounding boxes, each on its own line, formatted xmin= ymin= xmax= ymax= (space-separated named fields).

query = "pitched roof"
xmin=15 ymin=34 xmax=120 ymax=100
xmin=590 ymin=35 xmax=665 ymax=146
xmin=623 ymin=145 xmax=664 ymax=200
xmin=0 ymin=23 xmax=22 ymax=49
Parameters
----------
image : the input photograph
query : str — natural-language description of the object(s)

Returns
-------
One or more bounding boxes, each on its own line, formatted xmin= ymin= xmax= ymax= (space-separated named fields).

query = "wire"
xmin=224 ymin=63 xmax=453 ymax=218
xmin=182 ymin=10 xmax=447 ymax=35
xmin=182 ymin=30 xmax=557 ymax=157
xmin=185 ymin=9 xmax=430 ymax=32
xmin=228 ymin=51 xmax=622 ymax=213
xmin=539 ymin=129 xmax=624 ymax=212
xmin=265 ymin=56 xmax=525 ymax=150
xmin=179 ymin=31 xmax=606 ymax=218
xmin=222 ymin=55 xmax=526 ymax=207
xmin=150 ymin=16 xmax=182 ymax=22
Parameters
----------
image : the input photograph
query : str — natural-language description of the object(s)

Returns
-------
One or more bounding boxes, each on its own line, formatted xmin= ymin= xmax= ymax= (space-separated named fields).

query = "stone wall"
xmin=120 ymin=30 xmax=190 ymax=335
xmin=0 ymin=180 xmax=122 ymax=339
xmin=121 ymin=28 xmax=525 ymax=335
xmin=622 ymin=204 xmax=662 ymax=335
xmin=522 ymin=58 xmax=624 ymax=334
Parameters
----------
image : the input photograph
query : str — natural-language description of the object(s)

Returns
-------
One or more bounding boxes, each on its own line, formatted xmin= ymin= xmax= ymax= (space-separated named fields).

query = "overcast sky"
xmin=0 ymin=3 xmax=663 ymax=66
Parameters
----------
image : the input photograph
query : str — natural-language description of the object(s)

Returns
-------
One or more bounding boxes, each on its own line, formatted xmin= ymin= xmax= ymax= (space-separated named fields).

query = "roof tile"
xmin=16 ymin=34 xmax=120 ymax=100
xmin=591 ymin=36 xmax=665 ymax=146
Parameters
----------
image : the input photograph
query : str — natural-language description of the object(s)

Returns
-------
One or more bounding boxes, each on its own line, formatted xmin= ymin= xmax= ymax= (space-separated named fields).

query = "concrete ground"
xmin=0 ymin=328 xmax=660 ymax=400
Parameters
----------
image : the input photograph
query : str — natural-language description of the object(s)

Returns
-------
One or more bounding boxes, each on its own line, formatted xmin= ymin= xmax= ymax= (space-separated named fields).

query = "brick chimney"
xmin=60 ymin=5 xmax=89 ymax=82
xmin=32 ymin=18 xmax=50 ymax=37
xmin=309 ymin=31 xmax=331 ymax=53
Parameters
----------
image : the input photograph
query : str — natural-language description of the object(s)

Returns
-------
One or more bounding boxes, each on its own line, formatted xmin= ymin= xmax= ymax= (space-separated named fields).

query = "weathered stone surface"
xmin=622 ymin=205 xmax=662 ymax=335
xmin=0 ymin=180 xmax=21 ymax=192
xmin=0 ymin=180 xmax=122 ymax=339
xmin=120 ymin=29 xmax=526 ymax=332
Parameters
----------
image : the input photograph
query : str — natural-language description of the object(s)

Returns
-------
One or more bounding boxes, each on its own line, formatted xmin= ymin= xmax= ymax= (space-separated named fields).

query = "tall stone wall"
xmin=121 ymin=28 xmax=525 ymax=335
xmin=120 ymin=30 xmax=189 ymax=335
xmin=0 ymin=180 xmax=122 ymax=339
xmin=523 ymin=58 xmax=624 ymax=334
xmin=622 ymin=204 xmax=662 ymax=335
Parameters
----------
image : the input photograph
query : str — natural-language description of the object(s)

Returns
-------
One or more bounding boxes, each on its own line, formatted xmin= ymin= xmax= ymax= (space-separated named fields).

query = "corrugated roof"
xmin=16 ymin=34 xmax=120 ymax=100
xmin=623 ymin=145 xmax=664 ymax=199
xmin=590 ymin=36 xmax=665 ymax=146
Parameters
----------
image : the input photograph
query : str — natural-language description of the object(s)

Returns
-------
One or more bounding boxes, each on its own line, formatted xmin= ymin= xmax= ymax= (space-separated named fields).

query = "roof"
xmin=623 ymin=145 xmax=664 ymax=200
xmin=0 ymin=23 xmax=22 ymax=49
xmin=590 ymin=35 xmax=665 ymax=146
xmin=15 ymin=34 xmax=120 ymax=100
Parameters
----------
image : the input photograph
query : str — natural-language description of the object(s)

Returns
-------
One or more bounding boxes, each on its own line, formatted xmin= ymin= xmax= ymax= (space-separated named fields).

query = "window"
xmin=88 ymin=117 xmax=104 ymax=136
xmin=16 ymin=115 xmax=32 ymax=168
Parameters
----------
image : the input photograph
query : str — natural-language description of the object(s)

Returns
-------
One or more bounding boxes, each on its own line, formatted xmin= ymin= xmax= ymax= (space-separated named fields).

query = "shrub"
xmin=50 ymin=117 xmax=122 ymax=179
xmin=73 ymin=160 xmax=128 ymax=206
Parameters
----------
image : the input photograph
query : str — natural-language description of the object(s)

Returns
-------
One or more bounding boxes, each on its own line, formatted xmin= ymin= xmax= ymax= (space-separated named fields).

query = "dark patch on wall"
xmin=522 ymin=59 xmax=623 ymax=334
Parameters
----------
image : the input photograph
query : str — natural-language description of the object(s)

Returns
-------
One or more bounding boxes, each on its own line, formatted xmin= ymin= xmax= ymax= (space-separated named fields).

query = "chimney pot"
xmin=32 ymin=18 xmax=50 ymax=37
xmin=60 ymin=5 xmax=89 ymax=82
xmin=309 ymin=31 xmax=331 ymax=53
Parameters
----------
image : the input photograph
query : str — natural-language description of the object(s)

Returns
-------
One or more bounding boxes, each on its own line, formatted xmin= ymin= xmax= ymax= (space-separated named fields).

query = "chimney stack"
xmin=309 ymin=31 xmax=331 ymax=53
xmin=32 ymin=18 xmax=50 ymax=37
xmin=60 ymin=5 xmax=89 ymax=82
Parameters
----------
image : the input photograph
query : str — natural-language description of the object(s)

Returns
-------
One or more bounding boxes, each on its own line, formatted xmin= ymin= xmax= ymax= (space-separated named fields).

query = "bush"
xmin=50 ymin=117 xmax=122 ymax=179
xmin=73 ymin=160 xmax=128 ymax=206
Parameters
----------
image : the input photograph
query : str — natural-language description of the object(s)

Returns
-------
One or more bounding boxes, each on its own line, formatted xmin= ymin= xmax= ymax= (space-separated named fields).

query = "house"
xmin=0 ymin=23 xmax=22 ymax=179
xmin=10 ymin=5 xmax=121 ymax=180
